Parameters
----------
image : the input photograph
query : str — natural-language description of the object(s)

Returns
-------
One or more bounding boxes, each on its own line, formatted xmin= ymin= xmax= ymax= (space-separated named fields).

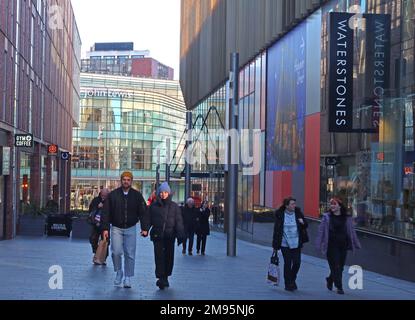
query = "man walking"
xmin=181 ymin=198 xmax=199 ymax=255
xmin=88 ymin=188 xmax=110 ymax=265
xmin=102 ymin=171 xmax=149 ymax=288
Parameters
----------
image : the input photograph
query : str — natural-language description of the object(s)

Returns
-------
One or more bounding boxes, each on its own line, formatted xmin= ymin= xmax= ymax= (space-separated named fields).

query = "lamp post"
xmin=97 ymin=126 xmax=104 ymax=190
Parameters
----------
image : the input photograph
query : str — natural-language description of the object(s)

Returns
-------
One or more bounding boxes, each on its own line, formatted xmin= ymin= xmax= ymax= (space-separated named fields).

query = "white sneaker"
xmin=123 ymin=277 xmax=132 ymax=288
xmin=114 ymin=271 xmax=123 ymax=286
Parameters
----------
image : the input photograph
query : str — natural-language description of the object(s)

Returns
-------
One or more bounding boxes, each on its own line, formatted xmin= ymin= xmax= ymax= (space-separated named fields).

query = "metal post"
xmin=227 ymin=52 xmax=239 ymax=257
xmin=185 ymin=111 xmax=192 ymax=202
xmin=166 ymin=138 xmax=171 ymax=184
xmin=156 ymin=149 xmax=161 ymax=191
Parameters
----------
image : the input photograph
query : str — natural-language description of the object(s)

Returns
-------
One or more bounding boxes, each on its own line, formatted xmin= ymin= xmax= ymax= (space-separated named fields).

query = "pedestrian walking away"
xmin=101 ymin=171 xmax=150 ymax=289
xmin=148 ymin=182 xmax=185 ymax=290
xmin=88 ymin=188 xmax=110 ymax=265
xmin=315 ymin=197 xmax=361 ymax=295
xmin=181 ymin=198 xmax=199 ymax=255
xmin=272 ymin=197 xmax=309 ymax=291
xmin=196 ymin=200 xmax=211 ymax=255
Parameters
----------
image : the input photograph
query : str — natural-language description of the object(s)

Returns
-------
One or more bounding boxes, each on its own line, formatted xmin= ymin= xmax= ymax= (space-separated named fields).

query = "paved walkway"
xmin=0 ymin=232 xmax=414 ymax=300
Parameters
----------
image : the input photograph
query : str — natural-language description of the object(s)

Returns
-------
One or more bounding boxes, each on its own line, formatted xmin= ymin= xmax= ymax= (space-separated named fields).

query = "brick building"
xmin=0 ymin=0 xmax=81 ymax=239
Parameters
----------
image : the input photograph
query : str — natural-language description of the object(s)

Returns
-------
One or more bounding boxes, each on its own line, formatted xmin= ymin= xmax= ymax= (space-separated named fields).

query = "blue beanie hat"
xmin=158 ymin=182 xmax=171 ymax=195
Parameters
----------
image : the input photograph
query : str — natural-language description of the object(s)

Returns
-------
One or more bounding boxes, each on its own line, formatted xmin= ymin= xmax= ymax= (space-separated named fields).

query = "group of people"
xmin=272 ymin=197 xmax=361 ymax=294
xmin=87 ymin=171 xmax=361 ymax=294
xmin=87 ymin=171 xmax=211 ymax=290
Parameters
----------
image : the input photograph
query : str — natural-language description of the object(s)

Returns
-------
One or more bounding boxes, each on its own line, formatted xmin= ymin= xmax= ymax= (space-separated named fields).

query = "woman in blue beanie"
xmin=149 ymin=182 xmax=185 ymax=289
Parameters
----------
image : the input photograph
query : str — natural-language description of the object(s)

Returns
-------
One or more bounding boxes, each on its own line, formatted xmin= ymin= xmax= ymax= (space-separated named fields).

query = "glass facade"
xmin=190 ymin=0 xmax=415 ymax=242
xmin=71 ymin=74 xmax=186 ymax=210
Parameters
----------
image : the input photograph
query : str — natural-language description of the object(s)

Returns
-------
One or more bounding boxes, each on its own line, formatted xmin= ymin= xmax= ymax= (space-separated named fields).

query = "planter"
xmin=71 ymin=217 xmax=92 ymax=239
xmin=18 ymin=215 xmax=46 ymax=236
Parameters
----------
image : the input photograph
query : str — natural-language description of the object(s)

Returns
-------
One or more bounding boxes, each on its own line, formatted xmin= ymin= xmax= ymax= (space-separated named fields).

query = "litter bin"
xmin=47 ymin=214 xmax=72 ymax=237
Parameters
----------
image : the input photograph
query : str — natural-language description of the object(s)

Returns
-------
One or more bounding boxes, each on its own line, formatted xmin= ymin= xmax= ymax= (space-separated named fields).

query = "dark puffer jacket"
xmin=102 ymin=187 xmax=149 ymax=231
xmin=149 ymin=196 xmax=185 ymax=241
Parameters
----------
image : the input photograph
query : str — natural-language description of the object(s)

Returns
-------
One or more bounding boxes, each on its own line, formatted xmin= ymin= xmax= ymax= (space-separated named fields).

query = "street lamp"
xmin=97 ymin=126 xmax=104 ymax=190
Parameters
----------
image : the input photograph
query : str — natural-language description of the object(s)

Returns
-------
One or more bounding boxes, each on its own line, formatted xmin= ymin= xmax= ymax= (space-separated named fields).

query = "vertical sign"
xmin=2 ymin=147 xmax=11 ymax=176
xmin=365 ymin=14 xmax=391 ymax=130
xmin=329 ymin=12 xmax=354 ymax=132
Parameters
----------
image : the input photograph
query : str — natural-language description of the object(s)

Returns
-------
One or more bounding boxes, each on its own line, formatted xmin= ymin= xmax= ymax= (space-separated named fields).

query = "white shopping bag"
xmin=267 ymin=251 xmax=280 ymax=286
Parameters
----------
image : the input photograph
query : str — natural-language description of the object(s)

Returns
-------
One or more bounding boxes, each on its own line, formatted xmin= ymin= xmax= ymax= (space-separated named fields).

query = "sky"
xmin=71 ymin=0 xmax=181 ymax=80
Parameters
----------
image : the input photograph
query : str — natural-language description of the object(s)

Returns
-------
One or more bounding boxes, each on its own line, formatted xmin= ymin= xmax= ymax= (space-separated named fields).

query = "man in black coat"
xmin=272 ymin=197 xmax=309 ymax=291
xmin=196 ymin=201 xmax=211 ymax=255
xmin=101 ymin=171 xmax=150 ymax=289
xmin=88 ymin=188 xmax=110 ymax=264
xmin=149 ymin=182 xmax=185 ymax=290
xmin=181 ymin=198 xmax=199 ymax=255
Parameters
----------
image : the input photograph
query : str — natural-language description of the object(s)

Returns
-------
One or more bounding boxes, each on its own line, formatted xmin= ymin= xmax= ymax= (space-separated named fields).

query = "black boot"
xmin=156 ymin=278 xmax=166 ymax=290
xmin=163 ymin=277 xmax=170 ymax=288
xmin=326 ymin=277 xmax=333 ymax=291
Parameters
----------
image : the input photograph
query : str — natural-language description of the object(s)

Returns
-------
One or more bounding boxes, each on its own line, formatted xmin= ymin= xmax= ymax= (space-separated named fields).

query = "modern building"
xmin=0 ymin=0 xmax=81 ymax=239
xmin=81 ymin=42 xmax=175 ymax=80
xmin=180 ymin=0 xmax=415 ymax=281
xmin=71 ymin=73 xmax=186 ymax=210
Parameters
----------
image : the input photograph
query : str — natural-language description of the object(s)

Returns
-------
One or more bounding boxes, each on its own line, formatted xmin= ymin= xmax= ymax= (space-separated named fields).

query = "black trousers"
xmin=182 ymin=230 xmax=195 ymax=253
xmin=196 ymin=234 xmax=207 ymax=253
xmin=153 ymin=237 xmax=176 ymax=279
xmin=89 ymin=226 xmax=109 ymax=257
xmin=327 ymin=244 xmax=348 ymax=290
xmin=281 ymin=247 xmax=302 ymax=287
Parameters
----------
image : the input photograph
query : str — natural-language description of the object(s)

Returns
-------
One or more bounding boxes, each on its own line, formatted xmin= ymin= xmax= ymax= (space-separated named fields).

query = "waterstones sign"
xmin=329 ymin=12 xmax=391 ymax=133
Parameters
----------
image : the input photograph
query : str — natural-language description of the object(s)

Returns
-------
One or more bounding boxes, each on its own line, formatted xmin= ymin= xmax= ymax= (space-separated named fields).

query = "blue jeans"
xmin=111 ymin=225 xmax=137 ymax=277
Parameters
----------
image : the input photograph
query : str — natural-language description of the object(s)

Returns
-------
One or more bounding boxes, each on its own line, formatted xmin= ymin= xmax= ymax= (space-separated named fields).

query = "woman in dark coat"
xmin=196 ymin=201 xmax=211 ymax=255
xmin=316 ymin=197 xmax=361 ymax=295
xmin=272 ymin=197 xmax=309 ymax=291
xmin=149 ymin=182 xmax=185 ymax=290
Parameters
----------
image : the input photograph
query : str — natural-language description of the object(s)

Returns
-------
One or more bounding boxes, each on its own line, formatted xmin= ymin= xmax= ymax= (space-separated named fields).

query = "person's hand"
xmin=298 ymin=218 xmax=304 ymax=225
xmin=98 ymin=203 xmax=104 ymax=209
xmin=141 ymin=231 xmax=148 ymax=237
xmin=102 ymin=230 xmax=109 ymax=240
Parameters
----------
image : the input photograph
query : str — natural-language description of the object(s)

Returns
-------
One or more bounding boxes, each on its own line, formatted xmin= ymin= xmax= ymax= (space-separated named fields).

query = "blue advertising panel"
xmin=266 ymin=22 xmax=306 ymax=171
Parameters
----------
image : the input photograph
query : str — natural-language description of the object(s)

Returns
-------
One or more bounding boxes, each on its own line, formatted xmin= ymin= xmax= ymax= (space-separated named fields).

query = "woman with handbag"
xmin=272 ymin=197 xmax=309 ymax=291
xmin=149 ymin=182 xmax=185 ymax=290
xmin=316 ymin=197 xmax=361 ymax=294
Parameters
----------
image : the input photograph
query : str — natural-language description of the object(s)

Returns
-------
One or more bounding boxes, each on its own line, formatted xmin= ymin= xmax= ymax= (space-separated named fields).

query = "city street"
xmin=0 ymin=232 xmax=414 ymax=300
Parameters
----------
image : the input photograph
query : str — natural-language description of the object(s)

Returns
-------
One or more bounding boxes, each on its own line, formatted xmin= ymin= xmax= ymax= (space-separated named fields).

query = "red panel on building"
xmin=131 ymin=58 xmax=153 ymax=78
xmin=272 ymin=171 xmax=292 ymax=209
xmin=304 ymin=113 xmax=321 ymax=218
xmin=253 ymin=174 xmax=260 ymax=205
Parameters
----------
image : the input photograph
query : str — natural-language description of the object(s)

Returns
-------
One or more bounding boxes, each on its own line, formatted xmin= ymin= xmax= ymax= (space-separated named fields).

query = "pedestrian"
xmin=272 ymin=197 xmax=309 ymax=291
xmin=149 ymin=182 xmax=185 ymax=290
xmin=316 ymin=197 xmax=361 ymax=294
xmin=88 ymin=188 xmax=110 ymax=265
xmin=101 ymin=171 xmax=149 ymax=289
xmin=181 ymin=198 xmax=199 ymax=255
xmin=196 ymin=201 xmax=210 ymax=255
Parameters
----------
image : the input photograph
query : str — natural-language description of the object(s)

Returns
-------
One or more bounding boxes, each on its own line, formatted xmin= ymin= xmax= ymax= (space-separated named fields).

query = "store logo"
xmin=14 ymin=134 xmax=33 ymax=148
xmin=48 ymin=144 xmax=58 ymax=156
xmin=61 ymin=152 xmax=70 ymax=161
xmin=81 ymin=89 xmax=133 ymax=99
xmin=47 ymin=5 xmax=64 ymax=30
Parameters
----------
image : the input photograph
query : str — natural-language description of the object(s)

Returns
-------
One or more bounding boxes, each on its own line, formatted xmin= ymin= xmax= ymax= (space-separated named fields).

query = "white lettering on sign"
xmin=81 ymin=89 xmax=133 ymax=99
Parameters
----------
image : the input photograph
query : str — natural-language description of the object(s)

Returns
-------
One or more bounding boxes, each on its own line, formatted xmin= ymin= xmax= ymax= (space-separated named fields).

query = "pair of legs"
xmin=280 ymin=247 xmax=302 ymax=290
xmin=182 ymin=230 xmax=195 ymax=254
xmin=89 ymin=226 xmax=109 ymax=261
xmin=196 ymin=234 xmax=207 ymax=254
xmin=153 ymin=237 xmax=176 ymax=289
xmin=111 ymin=225 xmax=137 ymax=286
xmin=326 ymin=244 xmax=348 ymax=292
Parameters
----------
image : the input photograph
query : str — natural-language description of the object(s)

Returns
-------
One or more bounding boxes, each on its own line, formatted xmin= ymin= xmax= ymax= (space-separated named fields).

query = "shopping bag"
xmin=94 ymin=239 xmax=108 ymax=265
xmin=267 ymin=251 xmax=280 ymax=286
